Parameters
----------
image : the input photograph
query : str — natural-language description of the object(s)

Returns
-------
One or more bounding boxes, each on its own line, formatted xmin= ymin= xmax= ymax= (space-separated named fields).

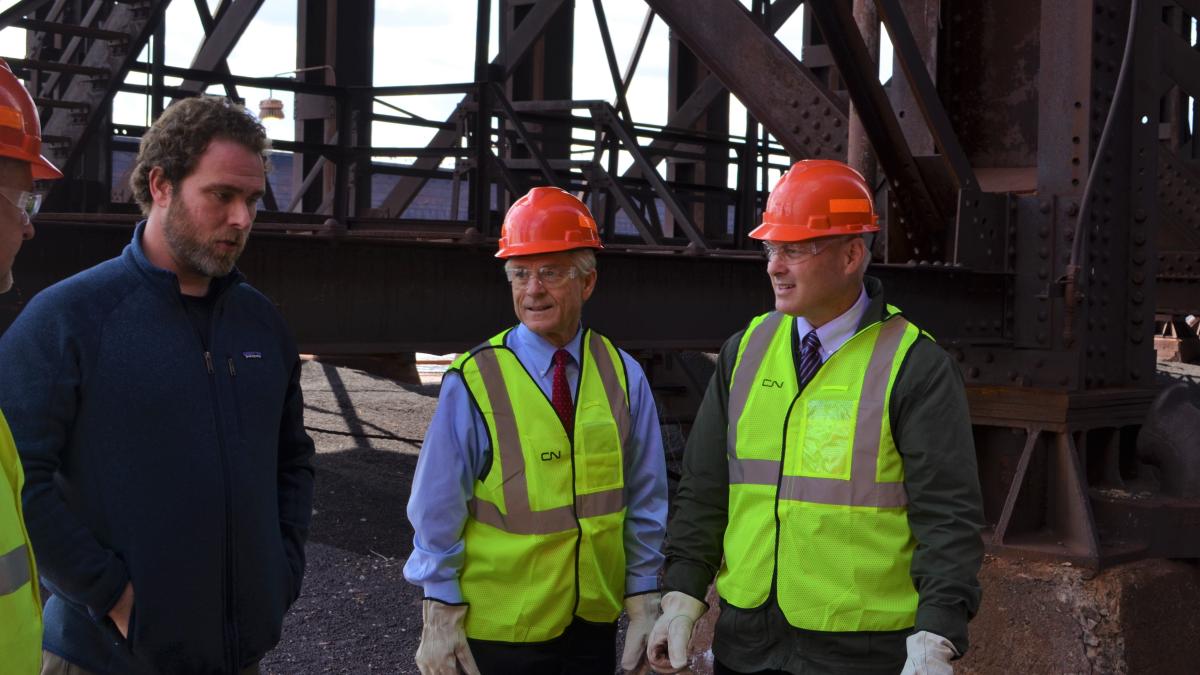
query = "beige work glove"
xmin=899 ymin=630 xmax=957 ymax=675
xmin=620 ymin=592 xmax=661 ymax=673
xmin=645 ymin=590 xmax=707 ymax=674
xmin=415 ymin=599 xmax=481 ymax=675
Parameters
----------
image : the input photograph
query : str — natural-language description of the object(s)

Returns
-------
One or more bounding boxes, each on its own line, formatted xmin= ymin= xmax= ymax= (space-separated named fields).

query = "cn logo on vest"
xmin=540 ymin=450 xmax=563 ymax=461
xmin=760 ymin=378 xmax=785 ymax=388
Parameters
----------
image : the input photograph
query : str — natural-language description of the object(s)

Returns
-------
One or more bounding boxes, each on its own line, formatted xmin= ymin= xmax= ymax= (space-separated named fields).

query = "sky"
xmin=0 ymin=1 xmax=979 ymax=186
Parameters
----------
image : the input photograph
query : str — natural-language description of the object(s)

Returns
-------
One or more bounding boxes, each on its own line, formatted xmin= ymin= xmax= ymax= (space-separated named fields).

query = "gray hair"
xmin=569 ymin=248 xmax=597 ymax=275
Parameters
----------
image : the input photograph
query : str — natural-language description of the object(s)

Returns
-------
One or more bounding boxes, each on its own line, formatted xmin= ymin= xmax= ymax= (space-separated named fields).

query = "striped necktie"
xmin=798 ymin=329 xmax=822 ymax=385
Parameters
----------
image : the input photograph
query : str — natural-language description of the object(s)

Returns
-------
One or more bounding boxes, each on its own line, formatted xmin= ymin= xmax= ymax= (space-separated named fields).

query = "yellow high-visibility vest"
xmin=1 ymin=409 xmax=41 ymax=674
xmin=452 ymin=328 xmax=629 ymax=642
xmin=717 ymin=308 xmax=922 ymax=632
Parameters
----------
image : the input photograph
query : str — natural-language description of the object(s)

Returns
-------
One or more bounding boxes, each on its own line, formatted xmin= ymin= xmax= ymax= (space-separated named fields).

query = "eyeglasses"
xmin=505 ymin=265 xmax=579 ymax=289
xmin=762 ymin=238 xmax=842 ymax=263
xmin=0 ymin=189 xmax=43 ymax=219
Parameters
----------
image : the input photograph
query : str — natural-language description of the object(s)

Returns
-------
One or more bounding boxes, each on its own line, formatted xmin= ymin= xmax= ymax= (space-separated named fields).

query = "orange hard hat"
xmin=0 ymin=59 xmax=62 ymax=180
xmin=749 ymin=160 xmax=877 ymax=242
xmin=495 ymin=187 xmax=603 ymax=258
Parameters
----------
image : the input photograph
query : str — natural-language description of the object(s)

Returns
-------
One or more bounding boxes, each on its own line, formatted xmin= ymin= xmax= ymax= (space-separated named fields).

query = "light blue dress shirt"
xmin=404 ymin=323 xmax=669 ymax=604
xmin=794 ymin=285 xmax=870 ymax=362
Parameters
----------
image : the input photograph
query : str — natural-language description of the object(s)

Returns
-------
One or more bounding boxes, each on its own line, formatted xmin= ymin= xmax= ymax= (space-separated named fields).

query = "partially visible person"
xmin=0 ymin=57 xmax=63 ymax=675
xmin=405 ymin=187 xmax=669 ymax=675
xmin=0 ymin=95 xmax=314 ymax=675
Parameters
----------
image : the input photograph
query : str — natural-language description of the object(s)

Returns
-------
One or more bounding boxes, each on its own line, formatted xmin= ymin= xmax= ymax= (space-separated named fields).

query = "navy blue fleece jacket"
xmin=0 ymin=223 xmax=315 ymax=674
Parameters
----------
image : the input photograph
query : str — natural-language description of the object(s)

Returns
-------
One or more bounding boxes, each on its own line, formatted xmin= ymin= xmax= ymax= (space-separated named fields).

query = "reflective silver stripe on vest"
xmin=470 ymin=342 xmax=628 ymax=535
xmin=728 ymin=457 xmax=781 ymax=486
xmin=727 ymin=312 xmax=785 ymax=460
xmin=0 ymin=544 xmax=31 ymax=595
xmin=778 ymin=316 xmax=911 ymax=508
xmin=587 ymin=332 xmax=631 ymax=448
xmin=473 ymin=348 xmax=533 ymax=518
xmin=575 ymin=487 xmax=624 ymax=519
xmin=470 ymin=488 xmax=625 ymax=535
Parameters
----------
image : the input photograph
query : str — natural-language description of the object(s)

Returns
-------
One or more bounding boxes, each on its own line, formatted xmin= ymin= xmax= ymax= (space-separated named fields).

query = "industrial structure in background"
xmin=1 ymin=0 xmax=1199 ymax=669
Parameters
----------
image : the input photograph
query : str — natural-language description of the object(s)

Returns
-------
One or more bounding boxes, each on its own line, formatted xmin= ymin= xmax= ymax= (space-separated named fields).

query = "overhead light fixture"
xmin=256 ymin=65 xmax=336 ymax=122
xmin=258 ymin=96 xmax=284 ymax=120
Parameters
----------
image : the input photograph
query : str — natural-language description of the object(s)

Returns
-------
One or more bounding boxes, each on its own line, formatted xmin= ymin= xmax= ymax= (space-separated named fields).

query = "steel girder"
xmin=35 ymin=1 xmax=171 ymax=186
xmin=645 ymin=0 xmax=848 ymax=162
xmin=175 ymin=0 xmax=265 ymax=98
xmin=0 ymin=0 xmax=56 ymax=29
xmin=375 ymin=0 xmax=570 ymax=217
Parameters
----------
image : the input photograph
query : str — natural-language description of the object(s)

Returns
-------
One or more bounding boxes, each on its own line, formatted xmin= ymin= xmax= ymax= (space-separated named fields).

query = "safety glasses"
xmin=0 ymin=188 xmax=43 ymax=219
xmin=762 ymin=238 xmax=842 ymax=263
xmin=505 ymin=265 xmax=580 ymax=289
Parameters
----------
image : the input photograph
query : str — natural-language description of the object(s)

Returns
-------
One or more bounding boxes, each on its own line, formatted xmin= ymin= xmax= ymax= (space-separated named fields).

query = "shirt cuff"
xmin=662 ymin=559 xmax=714 ymax=603
xmin=625 ymin=575 xmax=660 ymax=596
xmin=85 ymin=557 xmax=131 ymax=622
xmin=915 ymin=603 xmax=970 ymax=657
xmin=423 ymin=579 xmax=463 ymax=605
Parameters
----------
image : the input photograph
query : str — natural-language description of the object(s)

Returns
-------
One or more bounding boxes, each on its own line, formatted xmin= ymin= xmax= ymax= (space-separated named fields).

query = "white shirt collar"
xmin=510 ymin=322 xmax=583 ymax=377
xmin=794 ymin=286 xmax=869 ymax=362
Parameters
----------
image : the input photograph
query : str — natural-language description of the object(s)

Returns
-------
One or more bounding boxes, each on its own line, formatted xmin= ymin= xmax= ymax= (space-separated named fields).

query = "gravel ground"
xmin=261 ymin=360 xmax=435 ymax=674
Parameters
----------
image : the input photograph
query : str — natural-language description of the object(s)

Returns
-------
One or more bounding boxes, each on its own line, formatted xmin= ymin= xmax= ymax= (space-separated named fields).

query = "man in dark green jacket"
xmin=646 ymin=160 xmax=984 ymax=675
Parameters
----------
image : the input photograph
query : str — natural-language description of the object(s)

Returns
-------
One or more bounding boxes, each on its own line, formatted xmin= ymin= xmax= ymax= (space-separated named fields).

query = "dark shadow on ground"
xmin=308 ymin=446 xmax=417 ymax=560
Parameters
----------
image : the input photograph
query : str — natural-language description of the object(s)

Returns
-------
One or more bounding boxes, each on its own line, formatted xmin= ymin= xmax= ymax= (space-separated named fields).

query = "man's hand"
xmin=645 ymin=591 xmax=707 ymax=674
xmin=900 ymin=631 xmax=957 ymax=675
xmin=415 ymin=599 xmax=480 ymax=675
xmin=620 ymin=592 xmax=660 ymax=673
xmin=108 ymin=582 xmax=134 ymax=638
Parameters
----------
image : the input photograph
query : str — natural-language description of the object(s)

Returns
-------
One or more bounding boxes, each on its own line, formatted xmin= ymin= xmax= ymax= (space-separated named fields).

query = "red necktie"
xmin=551 ymin=349 xmax=574 ymax=432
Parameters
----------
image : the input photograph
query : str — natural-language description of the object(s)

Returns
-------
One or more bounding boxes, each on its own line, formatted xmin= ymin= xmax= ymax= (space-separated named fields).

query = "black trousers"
xmin=466 ymin=618 xmax=617 ymax=675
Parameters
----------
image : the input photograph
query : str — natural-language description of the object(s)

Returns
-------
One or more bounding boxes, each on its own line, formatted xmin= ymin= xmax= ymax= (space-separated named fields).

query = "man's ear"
xmin=148 ymin=167 xmax=172 ymax=208
xmin=843 ymin=236 xmax=866 ymax=272
xmin=580 ymin=269 xmax=598 ymax=302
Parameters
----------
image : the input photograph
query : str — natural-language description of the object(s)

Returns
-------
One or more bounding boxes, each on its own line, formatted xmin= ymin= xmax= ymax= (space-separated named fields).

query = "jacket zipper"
xmin=769 ymin=313 xmax=891 ymax=598
xmin=500 ymin=331 xmax=588 ymax=617
xmin=567 ymin=334 xmax=586 ymax=618
xmin=185 ymin=293 xmax=239 ymax=674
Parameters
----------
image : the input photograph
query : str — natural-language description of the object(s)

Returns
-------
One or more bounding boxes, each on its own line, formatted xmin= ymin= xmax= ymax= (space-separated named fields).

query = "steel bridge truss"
xmin=2 ymin=0 xmax=1200 ymax=567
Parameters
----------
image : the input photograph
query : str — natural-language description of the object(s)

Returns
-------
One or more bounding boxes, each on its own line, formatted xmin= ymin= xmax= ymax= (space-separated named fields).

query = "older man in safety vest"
xmin=405 ymin=186 xmax=669 ymax=675
xmin=0 ymin=58 xmax=63 ymax=674
xmin=647 ymin=160 xmax=984 ymax=675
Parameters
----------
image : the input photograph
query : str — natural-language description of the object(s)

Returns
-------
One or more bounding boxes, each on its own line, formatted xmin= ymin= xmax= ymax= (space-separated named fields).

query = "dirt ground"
xmin=260 ymin=361 xmax=433 ymax=674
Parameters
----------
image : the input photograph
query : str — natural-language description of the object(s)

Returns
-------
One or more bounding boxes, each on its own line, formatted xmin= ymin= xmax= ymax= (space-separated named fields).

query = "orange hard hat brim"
xmin=0 ymin=145 xmax=63 ymax=180
xmin=748 ymin=220 xmax=879 ymax=242
xmin=495 ymin=238 xmax=603 ymax=258
xmin=32 ymin=153 xmax=63 ymax=180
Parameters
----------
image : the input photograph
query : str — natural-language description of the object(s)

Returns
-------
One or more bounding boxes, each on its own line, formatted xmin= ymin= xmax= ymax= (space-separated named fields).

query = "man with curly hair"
xmin=0 ymin=96 xmax=315 ymax=675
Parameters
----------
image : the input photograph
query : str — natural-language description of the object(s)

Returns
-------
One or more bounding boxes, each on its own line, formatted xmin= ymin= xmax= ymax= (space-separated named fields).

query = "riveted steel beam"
xmin=377 ymin=0 xmax=569 ymax=217
xmin=806 ymin=0 xmax=947 ymax=262
xmin=646 ymin=0 xmax=847 ymax=161
xmin=176 ymin=0 xmax=265 ymax=96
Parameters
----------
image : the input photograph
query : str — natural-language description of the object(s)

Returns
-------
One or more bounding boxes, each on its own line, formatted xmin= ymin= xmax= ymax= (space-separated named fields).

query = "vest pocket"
xmin=575 ymin=405 xmax=622 ymax=492
xmin=797 ymin=397 xmax=855 ymax=479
